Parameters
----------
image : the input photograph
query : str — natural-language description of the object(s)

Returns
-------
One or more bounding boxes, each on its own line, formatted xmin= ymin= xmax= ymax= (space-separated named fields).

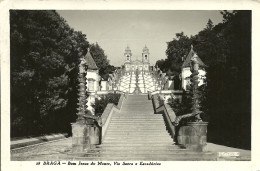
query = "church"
xmin=123 ymin=45 xmax=150 ymax=71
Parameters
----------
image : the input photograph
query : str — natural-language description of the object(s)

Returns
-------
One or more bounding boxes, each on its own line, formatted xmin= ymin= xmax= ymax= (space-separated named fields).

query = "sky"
xmin=57 ymin=10 xmax=224 ymax=67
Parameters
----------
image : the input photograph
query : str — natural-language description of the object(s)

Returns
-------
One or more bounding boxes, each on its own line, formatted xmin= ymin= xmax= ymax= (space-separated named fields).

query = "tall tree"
xmin=10 ymin=10 xmax=89 ymax=136
xmin=164 ymin=32 xmax=192 ymax=76
xmin=156 ymin=10 xmax=251 ymax=149
xmin=90 ymin=43 xmax=115 ymax=80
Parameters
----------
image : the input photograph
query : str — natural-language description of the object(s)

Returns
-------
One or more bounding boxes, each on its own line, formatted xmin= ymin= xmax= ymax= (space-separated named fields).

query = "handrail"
xmin=172 ymin=111 xmax=203 ymax=126
xmin=150 ymin=90 xmax=183 ymax=95
xmin=84 ymin=114 xmax=102 ymax=127
xmin=95 ymin=90 xmax=125 ymax=95
xmin=99 ymin=93 xmax=126 ymax=140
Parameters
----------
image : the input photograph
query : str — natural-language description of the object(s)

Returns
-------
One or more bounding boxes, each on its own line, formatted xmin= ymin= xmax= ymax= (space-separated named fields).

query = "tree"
xmin=163 ymin=32 xmax=192 ymax=75
xmin=159 ymin=10 xmax=251 ymax=149
xmin=10 ymin=10 xmax=89 ymax=136
xmin=206 ymin=19 xmax=214 ymax=30
xmin=90 ymin=43 xmax=115 ymax=80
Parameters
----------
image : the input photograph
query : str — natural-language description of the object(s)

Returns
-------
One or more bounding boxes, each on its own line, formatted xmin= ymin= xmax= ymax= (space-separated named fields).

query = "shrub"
xmin=94 ymin=93 xmax=121 ymax=116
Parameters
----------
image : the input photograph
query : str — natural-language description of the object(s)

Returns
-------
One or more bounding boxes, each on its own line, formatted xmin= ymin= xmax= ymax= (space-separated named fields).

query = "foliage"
xmin=170 ymin=91 xmax=193 ymax=125
xmin=90 ymin=43 xmax=116 ymax=80
xmin=162 ymin=11 xmax=251 ymax=149
xmin=10 ymin=10 xmax=90 ymax=137
xmin=156 ymin=32 xmax=192 ymax=76
xmin=10 ymin=10 xmax=117 ymax=137
xmin=94 ymin=93 xmax=121 ymax=116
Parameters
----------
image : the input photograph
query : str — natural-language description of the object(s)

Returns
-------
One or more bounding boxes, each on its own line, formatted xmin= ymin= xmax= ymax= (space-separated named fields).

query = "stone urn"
xmin=177 ymin=122 xmax=208 ymax=152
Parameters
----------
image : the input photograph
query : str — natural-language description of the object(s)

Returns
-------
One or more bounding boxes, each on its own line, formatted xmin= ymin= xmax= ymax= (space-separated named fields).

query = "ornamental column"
xmin=190 ymin=54 xmax=202 ymax=121
xmin=71 ymin=57 xmax=89 ymax=153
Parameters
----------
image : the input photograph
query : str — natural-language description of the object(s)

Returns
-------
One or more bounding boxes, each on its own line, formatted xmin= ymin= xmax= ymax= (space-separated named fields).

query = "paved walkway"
xmin=206 ymin=143 xmax=251 ymax=160
xmin=11 ymin=138 xmax=72 ymax=161
xmin=11 ymin=133 xmax=68 ymax=149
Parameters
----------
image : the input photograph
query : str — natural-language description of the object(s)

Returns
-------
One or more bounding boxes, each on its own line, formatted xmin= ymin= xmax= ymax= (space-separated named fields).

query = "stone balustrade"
xmin=100 ymin=93 xmax=127 ymax=141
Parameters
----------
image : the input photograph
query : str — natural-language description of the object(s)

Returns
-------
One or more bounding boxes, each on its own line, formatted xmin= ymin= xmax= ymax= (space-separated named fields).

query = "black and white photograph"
xmin=1 ymin=1 xmax=259 ymax=171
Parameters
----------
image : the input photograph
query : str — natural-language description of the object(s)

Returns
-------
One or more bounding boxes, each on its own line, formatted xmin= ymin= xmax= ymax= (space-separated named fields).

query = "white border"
xmin=1 ymin=0 xmax=260 ymax=171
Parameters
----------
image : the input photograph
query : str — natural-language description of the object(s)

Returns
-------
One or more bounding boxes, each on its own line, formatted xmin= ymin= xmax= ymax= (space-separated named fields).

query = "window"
xmin=88 ymin=80 xmax=95 ymax=91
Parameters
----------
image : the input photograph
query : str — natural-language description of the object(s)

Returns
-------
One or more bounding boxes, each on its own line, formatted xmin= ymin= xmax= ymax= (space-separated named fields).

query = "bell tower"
xmin=142 ymin=45 xmax=149 ymax=63
xmin=124 ymin=46 xmax=132 ymax=62
xmin=124 ymin=46 xmax=132 ymax=72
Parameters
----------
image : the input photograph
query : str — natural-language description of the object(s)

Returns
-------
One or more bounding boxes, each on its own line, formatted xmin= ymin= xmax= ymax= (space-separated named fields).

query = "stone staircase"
xmin=74 ymin=95 xmax=216 ymax=161
xmin=118 ymin=71 xmax=156 ymax=94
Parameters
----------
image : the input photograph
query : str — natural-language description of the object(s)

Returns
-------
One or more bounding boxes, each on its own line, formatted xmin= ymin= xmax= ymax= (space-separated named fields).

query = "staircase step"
xmin=107 ymin=126 xmax=166 ymax=128
xmin=104 ymin=136 xmax=172 ymax=139
xmin=109 ymin=123 xmax=165 ymax=125
xmin=105 ymin=133 xmax=170 ymax=136
xmin=104 ymin=139 xmax=173 ymax=142
xmin=69 ymin=152 xmax=216 ymax=160
xmin=108 ymin=122 xmax=165 ymax=124
xmin=111 ymin=118 xmax=163 ymax=120
xmin=107 ymin=128 xmax=167 ymax=130
xmin=107 ymin=129 xmax=168 ymax=131
xmin=67 ymin=156 xmax=216 ymax=161
xmin=100 ymin=143 xmax=176 ymax=146
xmin=105 ymin=133 xmax=171 ymax=136
xmin=104 ymin=136 xmax=171 ymax=139
xmin=110 ymin=119 xmax=164 ymax=121
xmin=107 ymin=127 xmax=167 ymax=130
xmin=112 ymin=116 xmax=162 ymax=118
xmin=85 ymin=150 xmax=198 ymax=155
xmin=96 ymin=145 xmax=183 ymax=150
xmin=103 ymin=141 xmax=173 ymax=144
xmin=103 ymin=140 xmax=173 ymax=143
xmin=106 ymin=130 xmax=168 ymax=132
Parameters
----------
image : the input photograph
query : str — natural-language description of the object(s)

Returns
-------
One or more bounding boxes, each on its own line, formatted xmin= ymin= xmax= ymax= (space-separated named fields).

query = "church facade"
xmin=124 ymin=45 xmax=150 ymax=71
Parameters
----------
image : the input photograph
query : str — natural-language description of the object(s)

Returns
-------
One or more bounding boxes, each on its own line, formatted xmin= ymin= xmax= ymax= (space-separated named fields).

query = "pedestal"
xmin=71 ymin=123 xmax=101 ymax=153
xmin=177 ymin=122 xmax=208 ymax=152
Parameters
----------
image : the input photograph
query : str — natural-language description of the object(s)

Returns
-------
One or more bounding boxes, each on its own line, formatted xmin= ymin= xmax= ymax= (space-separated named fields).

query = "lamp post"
xmin=190 ymin=54 xmax=202 ymax=122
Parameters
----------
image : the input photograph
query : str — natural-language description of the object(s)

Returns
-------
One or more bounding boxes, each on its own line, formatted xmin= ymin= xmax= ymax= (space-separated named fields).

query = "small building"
xmin=181 ymin=46 xmax=207 ymax=90
xmin=84 ymin=50 xmax=101 ymax=92
xmin=84 ymin=50 xmax=101 ymax=115
xmin=124 ymin=45 xmax=150 ymax=72
xmin=100 ymin=80 xmax=108 ymax=91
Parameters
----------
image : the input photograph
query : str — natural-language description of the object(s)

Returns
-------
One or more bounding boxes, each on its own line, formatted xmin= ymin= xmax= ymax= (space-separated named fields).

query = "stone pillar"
xmin=179 ymin=54 xmax=208 ymax=152
xmin=72 ymin=57 xmax=88 ymax=153
xmin=190 ymin=55 xmax=202 ymax=121
xmin=71 ymin=123 xmax=90 ymax=153
xmin=177 ymin=122 xmax=208 ymax=152
xmin=71 ymin=56 xmax=101 ymax=153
